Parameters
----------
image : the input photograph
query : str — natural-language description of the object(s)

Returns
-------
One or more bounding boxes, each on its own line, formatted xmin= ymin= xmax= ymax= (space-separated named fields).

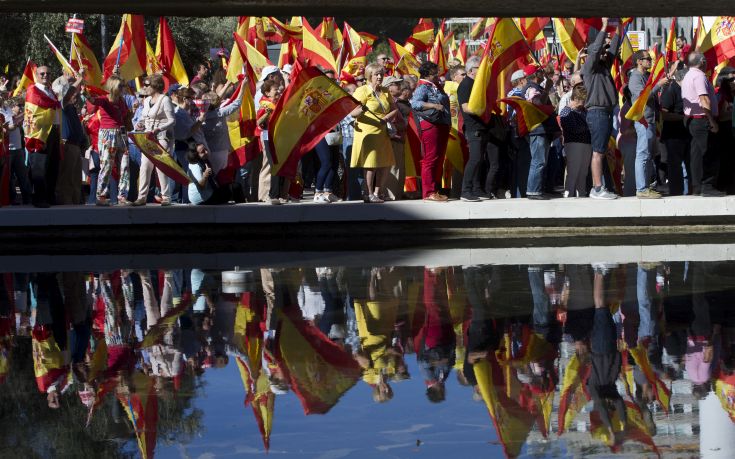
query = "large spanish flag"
xmin=499 ymin=97 xmax=555 ymax=137
xmin=24 ymin=84 xmax=60 ymax=153
xmin=12 ymin=59 xmax=36 ymax=97
xmin=128 ymin=132 xmax=191 ymax=185
xmin=557 ymin=353 xmax=591 ymax=435
xmin=226 ymin=77 xmax=259 ymax=169
xmin=103 ymin=14 xmax=146 ymax=82
xmin=156 ymin=17 xmax=189 ymax=86
xmin=700 ymin=16 xmax=735 ymax=72
xmin=467 ymin=18 xmax=530 ymax=121
xmin=553 ymin=18 xmax=591 ymax=62
xmin=232 ymin=31 xmax=273 ymax=94
xmin=404 ymin=18 xmax=435 ymax=54
xmin=517 ymin=18 xmax=550 ymax=52
xmin=625 ymin=53 xmax=666 ymax=123
xmin=71 ymin=33 xmax=103 ymax=88
xmin=301 ymin=19 xmax=338 ymax=72
xmin=267 ymin=64 xmax=360 ymax=178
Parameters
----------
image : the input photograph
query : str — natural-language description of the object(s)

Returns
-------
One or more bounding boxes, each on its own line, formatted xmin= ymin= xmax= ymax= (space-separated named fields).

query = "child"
xmin=559 ymin=85 xmax=592 ymax=198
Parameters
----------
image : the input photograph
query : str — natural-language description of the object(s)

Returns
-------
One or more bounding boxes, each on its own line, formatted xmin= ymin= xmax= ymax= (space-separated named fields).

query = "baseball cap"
xmin=511 ymin=69 xmax=526 ymax=82
xmin=258 ymin=65 xmax=281 ymax=82
xmin=281 ymin=64 xmax=293 ymax=74
xmin=382 ymin=75 xmax=404 ymax=87
xmin=523 ymin=64 xmax=542 ymax=77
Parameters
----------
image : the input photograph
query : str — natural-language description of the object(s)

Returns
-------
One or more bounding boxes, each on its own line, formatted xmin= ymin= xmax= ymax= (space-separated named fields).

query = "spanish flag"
xmin=301 ymin=19 xmax=338 ymax=72
xmin=470 ymin=18 xmax=496 ymax=40
xmin=232 ymin=31 xmax=273 ymax=94
xmin=267 ymin=64 xmax=360 ymax=178
xmin=700 ymin=16 xmax=735 ymax=72
xmin=247 ymin=17 xmax=269 ymax=55
xmin=467 ymin=18 xmax=531 ymax=121
xmin=45 ymin=34 xmax=77 ymax=78
xmin=455 ymin=39 xmax=468 ymax=65
xmin=343 ymin=21 xmax=375 ymax=57
xmin=590 ymin=401 xmax=659 ymax=455
xmin=12 ymin=59 xmax=36 ymax=97
xmin=628 ymin=343 xmax=671 ymax=413
xmin=227 ymin=77 xmax=259 ymax=168
xmin=71 ymin=33 xmax=103 ymax=88
xmin=694 ymin=16 xmax=707 ymax=49
xmin=553 ymin=18 xmax=590 ymax=62
xmin=31 ymin=325 xmax=68 ymax=393
xmin=24 ymin=84 xmax=60 ymax=153
xmin=156 ymin=17 xmax=189 ymax=86
xmin=316 ymin=17 xmax=342 ymax=55
xmin=117 ymin=372 xmax=159 ymax=459
xmin=429 ymin=27 xmax=448 ymax=77
xmin=341 ymin=41 xmax=370 ymax=78
xmin=389 ymin=39 xmax=420 ymax=77
xmin=103 ymin=14 xmax=146 ymax=82
xmin=715 ymin=375 xmax=735 ymax=423
xmin=404 ymin=112 xmax=422 ymax=193
xmin=517 ymin=18 xmax=550 ymax=52
xmin=275 ymin=299 xmax=362 ymax=415
xmin=404 ymin=18 xmax=434 ymax=55
xmin=128 ymin=132 xmax=191 ymax=185
xmin=499 ymin=97 xmax=555 ymax=137
xmin=625 ymin=53 xmax=666 ymax=123
xmin=665 ymin=17 xmax=677 ymax=65
xmin=268 ymin=16 xmax=303 ymax=43
xmin=557 ymin=353 xmax=591 ymax=435
xmin=226 ymin=17 xmax=250 ymax=83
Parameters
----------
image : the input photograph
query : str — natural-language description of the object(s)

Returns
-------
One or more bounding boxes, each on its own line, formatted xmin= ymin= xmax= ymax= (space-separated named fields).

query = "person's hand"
xmin=203 ymin=165 xmax=212 ymax=178
xmin=601 ymin=17 xmax=609 ymax=29
xmin=710 ymin=119 xmax=719 ymax=133
xmin=197 ymin=112 xmax=206 ymax=123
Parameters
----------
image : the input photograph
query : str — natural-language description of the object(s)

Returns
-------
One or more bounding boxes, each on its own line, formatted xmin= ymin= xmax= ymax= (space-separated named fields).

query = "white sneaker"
xmin=589 ymin=188 xmax=618 ymax=200
xmin=325 ymin=192 xmax=342 ymax=202
xmin=314 ymin=193 xmax=331 ymax=203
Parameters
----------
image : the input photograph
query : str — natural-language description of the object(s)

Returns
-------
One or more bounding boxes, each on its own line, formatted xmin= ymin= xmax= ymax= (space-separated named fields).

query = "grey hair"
xmin=674 ymin=68 xmax=688 ymax=82
xmin=688 ymin=52 xmax=706 ymax=69
xmin=51 ymin=76 xmax=70 ymax=101
xmin=465 ymin=56 xmax=482 ymax=73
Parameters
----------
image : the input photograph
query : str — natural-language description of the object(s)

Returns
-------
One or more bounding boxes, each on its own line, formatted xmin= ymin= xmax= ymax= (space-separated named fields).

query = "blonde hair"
xmin=364 ymin=63 xmax=384 ymax=81
xmin=104 ymin=75 xmax=125 ymax=99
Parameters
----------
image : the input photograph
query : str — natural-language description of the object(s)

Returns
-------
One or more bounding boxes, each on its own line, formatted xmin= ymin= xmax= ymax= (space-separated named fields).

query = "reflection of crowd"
xmin=1 ymin=262 xmax=735 ymax=454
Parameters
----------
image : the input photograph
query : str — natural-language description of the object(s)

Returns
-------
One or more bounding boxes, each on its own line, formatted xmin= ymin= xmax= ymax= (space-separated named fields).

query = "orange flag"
xmin=405 ymin=18 xmax=435 ymax=54
xmin=156 ymin=17 xmax=189 ymax=86
xmin=301 ymin=19 xmax=338 ymax=72
xmin=499 ymin=97 xmax=555 ymax=137
xmin=103 ymin=14 xmax=146 ymax=82
xmin=467 ymin=18 xmax=531 ymax=121
xmin=267 ymin=64 xmax=360 ymax=178
xmin=625 ymin=54 xmax=666 ymax=123
xmin=12 ymin=59 xmax=36 ymax=97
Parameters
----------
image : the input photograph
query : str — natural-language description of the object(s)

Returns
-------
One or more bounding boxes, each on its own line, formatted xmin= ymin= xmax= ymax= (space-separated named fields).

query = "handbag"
xmin=415 ymin=108 xmax=445 ymax=124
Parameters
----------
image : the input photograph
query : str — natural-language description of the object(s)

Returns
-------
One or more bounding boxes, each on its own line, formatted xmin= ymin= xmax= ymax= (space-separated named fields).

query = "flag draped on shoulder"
xmin=13 ymin=59 xmax=36 ymax=97
xmin=24 ymin=84 xmax=60 ymax=153
xmin=104 ymin=14 xmax=146 ymax=82
xmin=499 ymin=97 xmax=555 ymax=137
xmin=267 ymin=65 xmax=360 ymax=178
xmin=467 ymin=18 xmax=530 ymax=121
xmin=156 ymin=17 xmax=189 ymax=86
xmin=625 ymin=54 xmax=665 ymax=123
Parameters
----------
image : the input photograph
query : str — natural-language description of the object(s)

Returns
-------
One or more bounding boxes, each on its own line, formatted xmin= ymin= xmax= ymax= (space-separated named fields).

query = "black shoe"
xmin=475 ymin=192 xmax=495 ymax=200
xmin=460 ymin=194 xmax=481 ymax=202
xmin=527 ymin=194 xmax=548 ymax=200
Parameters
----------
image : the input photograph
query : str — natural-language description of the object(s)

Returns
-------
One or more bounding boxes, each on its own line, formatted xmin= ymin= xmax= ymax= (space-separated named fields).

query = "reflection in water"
xmin=1 ymin=262 xmax=735 ymax=457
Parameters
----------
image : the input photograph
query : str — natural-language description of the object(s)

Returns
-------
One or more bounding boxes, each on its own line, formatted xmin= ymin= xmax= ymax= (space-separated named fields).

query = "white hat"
xmin=510 ymin=70 xmax=526 ymax=82
xmin=281 ymin=64 xmax=293 ymax=74
xmin=258 ymin=65 xmax=281 ymax=82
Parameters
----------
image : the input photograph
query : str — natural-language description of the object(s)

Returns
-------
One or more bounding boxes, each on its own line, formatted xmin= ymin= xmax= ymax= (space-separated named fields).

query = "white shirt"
xmin=0 ymin=107 xmax=22 ymax=149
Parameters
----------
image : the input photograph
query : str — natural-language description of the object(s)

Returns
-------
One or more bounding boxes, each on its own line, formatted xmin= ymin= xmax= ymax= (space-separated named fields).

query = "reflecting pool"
xmin=2 ymin=247 xmax=735 ymax=458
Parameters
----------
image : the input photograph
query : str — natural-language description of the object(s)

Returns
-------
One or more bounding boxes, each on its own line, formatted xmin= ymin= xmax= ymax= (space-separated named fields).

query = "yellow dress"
xmin=350 ymin=85 xmax=395 ymax=168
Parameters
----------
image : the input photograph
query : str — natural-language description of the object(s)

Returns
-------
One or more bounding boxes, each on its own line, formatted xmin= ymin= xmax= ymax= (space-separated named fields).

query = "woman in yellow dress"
xmin=350 ymin=63 xmax=399 ymax=203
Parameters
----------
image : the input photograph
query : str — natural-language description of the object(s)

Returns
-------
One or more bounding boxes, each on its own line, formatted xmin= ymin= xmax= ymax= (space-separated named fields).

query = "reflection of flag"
xmin=267 ymin=65 xmax=360 ymax=178
xmin=468 ymin=19 xmax=530 ymax=121
xmin=31 ymin=326 xmax=68 ymax=393
xmin=499 ymin=97 xmax=555 ymax=137
xmin=103 ymin=14 xmax=146 ymax=82
xmin=715 ymin=376 xmax=735 ymax=422
xmin=250 ymin=384 xmax=275 ymax=451
xmin=628 ymin=343 xmax=671 ymax=413
xmin=557 ymin=354 xmax=591 ymax=435
xmin=156 ymin=17 xmax=189 ymax=86
xmin=301 ymin=19 xmax=338 ymax=72
xmin=24 ymin=84 xmax=60 ymax=153
xmin=128 ymin=132 xmax=191 ymax=185
xmin=12 ymin=59 xmax=36 ymax=97
xmin=590 ymin=400 xmax=659 ymax=455
xmin=71 ymin=33 xmax=103 ymax=88
xmin=405 ymin=18 xmax=434 ymax=54
xmin=276 ymin=303 xmax=362 ymax=415
xmin=473 ymin=358 xmax=536 ymax=458
xmin=140 ymin=293 xmax=191 ymax=348
xmin=625 ymin=54 xmax=665 ymax=123
xmin=118 ymin=372 xmax=158 ymax=459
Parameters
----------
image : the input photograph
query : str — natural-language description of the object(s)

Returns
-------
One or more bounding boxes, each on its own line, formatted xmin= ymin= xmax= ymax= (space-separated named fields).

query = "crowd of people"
xmin=1 ymin=18 xmax=734 ymax=209
xmin=1 ymin=260 xmax=734 ymax=454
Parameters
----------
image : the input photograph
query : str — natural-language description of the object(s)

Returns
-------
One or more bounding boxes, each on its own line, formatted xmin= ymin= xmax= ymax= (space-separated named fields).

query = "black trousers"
xmin=29 ymin=126 xmax=61 ymax=206
xmin=665 ymin=137 xmax=691 ymax=196
xmin=462 ymin=129 xmax=499 ymax=196
xmin=688 ymin=118 xmax=710 ymax=195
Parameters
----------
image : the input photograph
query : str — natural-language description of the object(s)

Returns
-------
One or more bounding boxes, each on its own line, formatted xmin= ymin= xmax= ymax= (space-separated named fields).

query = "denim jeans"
xmin=634 ymin=121 xmax=655 ymax=192
xmin=526 ymin=135 xmax=549 ymax=195
xmin=636 ymin=265 xmax=655 ymax=340
xmin=86 ymin=150 xmax=100 ymax=204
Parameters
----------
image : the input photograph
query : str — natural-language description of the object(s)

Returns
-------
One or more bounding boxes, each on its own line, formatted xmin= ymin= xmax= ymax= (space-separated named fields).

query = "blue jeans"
xmin=526 ymin=135 xmax=549 ymax=195
xmin=172 ymin=148 xmax=190 ymax=203
xmin=634 ymin=121 xmax=655 ymax=192
xmin=637 ymin=265 xmax=655 ymax=340
xmin=86 ymin=150 xmax=100 ymax=204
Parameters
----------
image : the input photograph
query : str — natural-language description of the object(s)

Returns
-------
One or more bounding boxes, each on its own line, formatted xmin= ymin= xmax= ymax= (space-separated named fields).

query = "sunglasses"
xmin=143 ymin=82 xmax=151 ymax=86
xmin=355 ymin=78 xmax=365 ymax=82
xmin=38 ymin=72 xmax=48 ymax=76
